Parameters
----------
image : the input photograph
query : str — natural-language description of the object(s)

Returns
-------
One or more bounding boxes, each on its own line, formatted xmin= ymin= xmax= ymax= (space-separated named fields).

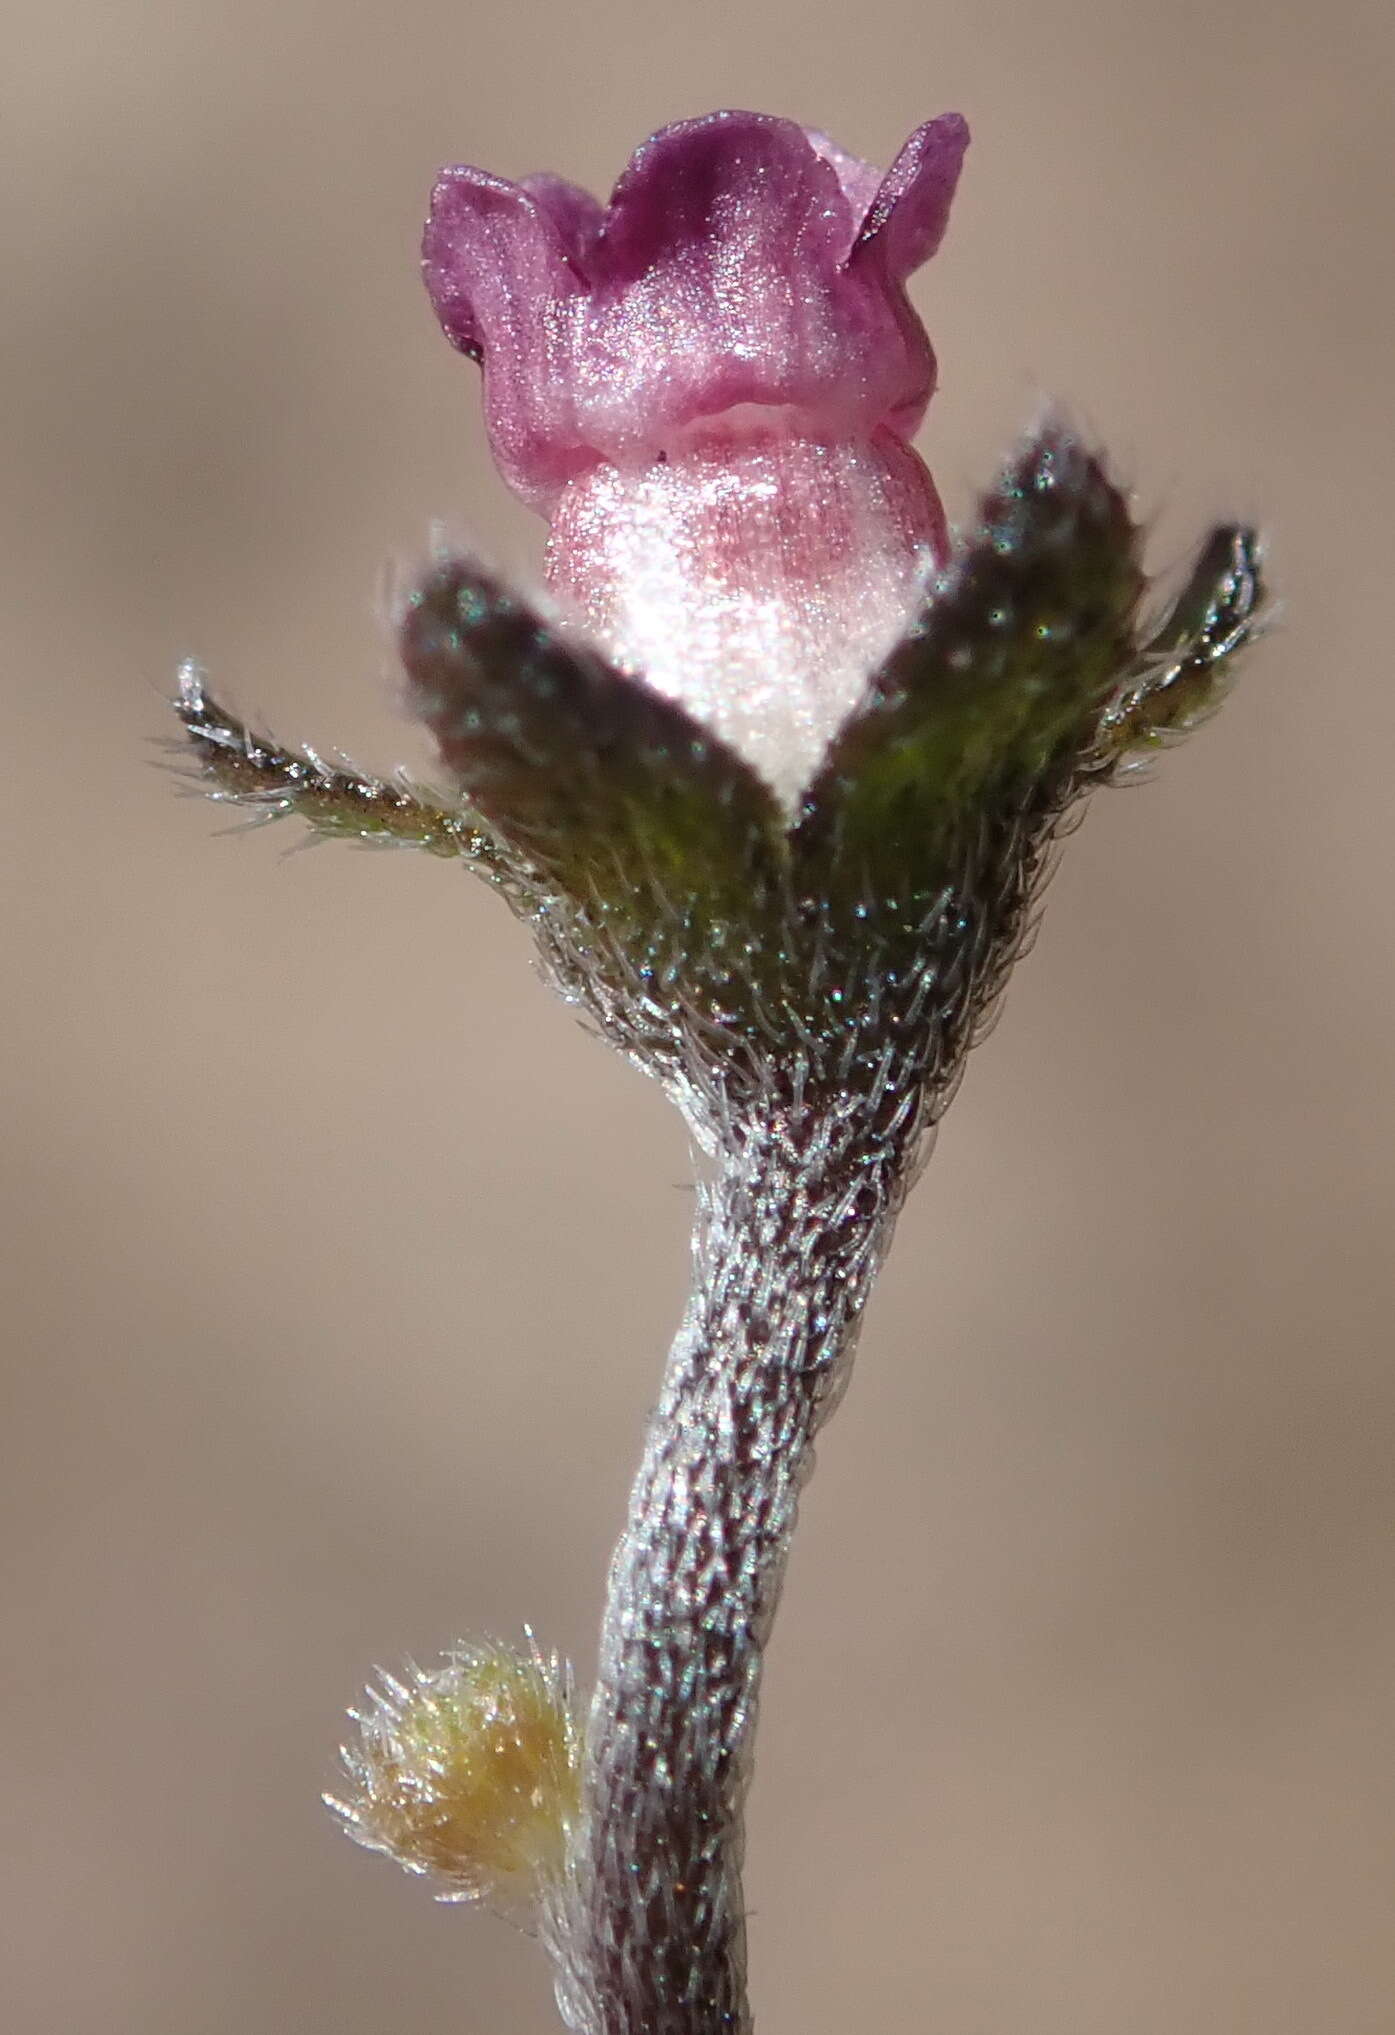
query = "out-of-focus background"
xmin=4 ymin=2 xmax=1391 ymax=2030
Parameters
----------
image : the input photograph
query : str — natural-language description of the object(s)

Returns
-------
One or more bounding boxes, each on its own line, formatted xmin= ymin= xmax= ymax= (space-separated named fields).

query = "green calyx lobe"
xmin=796 ymin=430 xmax=1142 ymax=893
xmin=401 ymin=563 xmax=787 ymax=927
xmin=1092 ymin=525 xmax=1264 ymax=762
xmin=400 ymin=428 xmax=1251 ymax=1072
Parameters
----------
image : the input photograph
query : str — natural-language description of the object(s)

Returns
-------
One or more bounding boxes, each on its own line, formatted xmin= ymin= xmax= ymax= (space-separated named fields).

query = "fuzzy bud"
xmin=328 ymin=1639 xmax=580 ymax=1917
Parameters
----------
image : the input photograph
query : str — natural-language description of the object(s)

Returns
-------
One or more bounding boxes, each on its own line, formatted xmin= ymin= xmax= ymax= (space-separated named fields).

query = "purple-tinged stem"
xmin=552 ymin=1085 xmax=919 ymax=2035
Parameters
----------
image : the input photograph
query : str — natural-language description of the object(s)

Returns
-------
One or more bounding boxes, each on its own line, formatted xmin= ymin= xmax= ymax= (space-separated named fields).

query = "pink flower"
xmin=422 ymin=110 xmax=969 ymax=806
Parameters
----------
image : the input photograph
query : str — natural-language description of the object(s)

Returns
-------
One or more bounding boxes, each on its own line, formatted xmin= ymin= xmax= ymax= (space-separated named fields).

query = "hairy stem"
xmin=553 ymin=1085 xmax=918 ymax=2035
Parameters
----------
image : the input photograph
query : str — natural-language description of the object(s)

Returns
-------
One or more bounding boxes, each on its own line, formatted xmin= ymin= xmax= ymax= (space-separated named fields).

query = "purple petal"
xmin=572 ymin=112 xmax=886 ymax=456
xmin=422 ymin=167 xmax=588 ymax=500
xmin=855 ymin=113 xmax=970 ymax=279
xmin=519 ymin=173 xmax=606 ymax=281
xmin=802 ymin=128 xmax=883 ymax=246
xmin=423 ymin=167 xmax=578 ymax=356
xmin=598 ymin=110 xmax=853 ymax=286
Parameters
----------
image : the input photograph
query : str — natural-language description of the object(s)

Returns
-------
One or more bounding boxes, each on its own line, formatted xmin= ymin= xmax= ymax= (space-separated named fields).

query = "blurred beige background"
xmin=3 ymin=2 xmax=1392 ymax=2030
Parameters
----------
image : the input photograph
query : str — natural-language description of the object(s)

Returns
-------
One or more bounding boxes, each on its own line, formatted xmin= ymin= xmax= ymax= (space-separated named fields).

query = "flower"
xmin=422 ymin=110 xmax=969 ymax=806
xmin=171 ymin=110 xmax=1268 ymax=2035
xmin=176 ymin=113 xmax=1264 ymax=1111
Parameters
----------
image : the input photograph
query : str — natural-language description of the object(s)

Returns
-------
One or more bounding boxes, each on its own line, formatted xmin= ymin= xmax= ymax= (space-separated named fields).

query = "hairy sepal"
xmin=1091 ymin=524 xmax=1265 ymax=769
xmin=172 ymin=662 xmax=511 ymax=868
xmin=400 ymin=560 xmax=786 ymax=916
xmin=797 ymin=425 xmax=1145 ymax=898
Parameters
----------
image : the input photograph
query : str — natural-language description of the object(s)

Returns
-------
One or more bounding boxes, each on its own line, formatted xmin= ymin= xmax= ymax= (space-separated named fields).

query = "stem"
xmin=553 ymin=1083 xmax=917 ymax=2034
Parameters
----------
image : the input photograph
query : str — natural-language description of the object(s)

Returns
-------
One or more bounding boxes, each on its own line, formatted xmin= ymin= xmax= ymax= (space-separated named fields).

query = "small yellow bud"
xmin=328 ymin=1636 xmax=581 ymax=1916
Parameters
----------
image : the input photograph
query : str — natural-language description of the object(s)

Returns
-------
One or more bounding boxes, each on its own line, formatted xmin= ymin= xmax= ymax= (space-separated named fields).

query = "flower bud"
xmin=328 ymin=1639 xmax=580 ymax=1916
